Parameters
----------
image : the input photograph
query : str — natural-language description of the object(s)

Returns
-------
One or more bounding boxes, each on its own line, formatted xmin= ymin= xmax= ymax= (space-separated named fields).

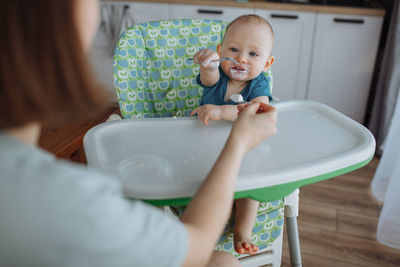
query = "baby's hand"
xmin=193 ymin=49 xmax=220 ymax=69
xmin=191 ymin=104 xmax=223 ymax=126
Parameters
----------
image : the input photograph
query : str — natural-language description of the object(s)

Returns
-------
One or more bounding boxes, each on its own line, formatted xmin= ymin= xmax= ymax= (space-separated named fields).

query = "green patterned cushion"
xmin=113 ymin=19 xmax=273 ymax=119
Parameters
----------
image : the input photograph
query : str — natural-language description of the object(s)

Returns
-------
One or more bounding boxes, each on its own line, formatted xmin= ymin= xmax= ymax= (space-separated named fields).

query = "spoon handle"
xmin=219 ymin=57 xmax=241 ymax=65
xmin=186 ymin=57 xmax=241 ymax=66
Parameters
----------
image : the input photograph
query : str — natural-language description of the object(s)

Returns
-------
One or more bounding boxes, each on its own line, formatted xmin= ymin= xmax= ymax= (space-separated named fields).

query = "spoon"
xmin=230 ymin=94 xmax=250 ymax=104
xmin=187 ymin=57 xmax=242 ymax=66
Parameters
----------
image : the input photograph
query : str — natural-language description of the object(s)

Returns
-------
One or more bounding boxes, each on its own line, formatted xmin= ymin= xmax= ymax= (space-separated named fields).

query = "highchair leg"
xmin=284 ymin=188 xmax=302 ymax=267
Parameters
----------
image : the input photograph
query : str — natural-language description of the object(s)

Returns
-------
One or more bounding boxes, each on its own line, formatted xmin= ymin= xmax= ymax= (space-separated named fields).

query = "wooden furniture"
xmin=39 ymin=105 xmax=120 ymax=163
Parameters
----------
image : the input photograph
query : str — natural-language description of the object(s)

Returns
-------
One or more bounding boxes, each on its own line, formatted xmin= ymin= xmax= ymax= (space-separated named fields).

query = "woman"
xmin=0 ymin=1 xmax=277 ymax=266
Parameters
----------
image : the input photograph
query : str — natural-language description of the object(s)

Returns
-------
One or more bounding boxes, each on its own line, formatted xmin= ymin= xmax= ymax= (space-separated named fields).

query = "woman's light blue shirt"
xmin=0 ymin=133 xmax=187 ymax=267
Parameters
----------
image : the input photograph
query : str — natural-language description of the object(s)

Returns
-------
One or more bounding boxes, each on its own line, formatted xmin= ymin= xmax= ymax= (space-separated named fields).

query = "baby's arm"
xmin=219 ymin=96 xmax=270 ymax=122
xmin=194 ymin=49 xmax=220 ymax=86
xmin=191 ymin=104 xmax=238 ymax=126
xmin=192 ymin=96 xmax=270 ymax=126
xmin=218 ymin=96 xmax=270 ymax=123
xmin=251 ymin=96 xmax=270 ymax=104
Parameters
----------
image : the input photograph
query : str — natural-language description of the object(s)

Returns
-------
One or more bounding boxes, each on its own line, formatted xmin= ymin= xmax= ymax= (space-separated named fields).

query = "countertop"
xmin=105 ymin=0 xmax=385 ymax=16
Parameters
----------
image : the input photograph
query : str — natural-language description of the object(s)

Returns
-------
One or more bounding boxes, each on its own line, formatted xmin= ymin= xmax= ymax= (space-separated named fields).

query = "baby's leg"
xmin=233 ymin=198 xmax=259 ymax=255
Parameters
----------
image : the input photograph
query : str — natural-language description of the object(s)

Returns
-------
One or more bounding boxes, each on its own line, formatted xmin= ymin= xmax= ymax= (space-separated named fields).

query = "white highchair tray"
xmin=84 ymin=100 xmax=375 ymax=201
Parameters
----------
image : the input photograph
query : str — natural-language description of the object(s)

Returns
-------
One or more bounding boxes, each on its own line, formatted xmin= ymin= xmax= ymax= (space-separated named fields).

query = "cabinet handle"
xmin=270 ymin=14 xmax=299 ymax=20
xmin=333 ymin=18 xmax=364 ymax=24
xmin=197 ymin=9 xmax=223 ymax=15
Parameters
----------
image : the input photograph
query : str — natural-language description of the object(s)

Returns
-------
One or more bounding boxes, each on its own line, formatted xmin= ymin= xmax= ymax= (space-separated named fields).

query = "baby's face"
xmin=219 ymin=21 xmax=274 ymax=82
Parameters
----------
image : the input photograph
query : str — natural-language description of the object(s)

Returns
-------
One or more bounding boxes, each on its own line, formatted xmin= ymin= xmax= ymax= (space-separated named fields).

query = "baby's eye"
xmin=249 ymin=51 xmax=258 ymax=57
xmin=229 ymin=47 xmax=239 ymax=52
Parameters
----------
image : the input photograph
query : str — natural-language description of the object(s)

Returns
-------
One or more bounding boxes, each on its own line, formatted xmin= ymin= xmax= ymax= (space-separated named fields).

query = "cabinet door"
xmin=170 ymin=4 xmax=254 ymax=21
xmin=127 ymin=2 xmax=172 ymax=24
xmin=307 ymin=13 xmax=383 ymax=123
xmin=254 ymin=10 xmax=316 ymax=100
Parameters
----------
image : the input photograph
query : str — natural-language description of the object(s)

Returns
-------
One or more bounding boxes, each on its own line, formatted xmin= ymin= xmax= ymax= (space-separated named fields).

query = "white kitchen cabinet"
xmin=169 ymin=4 xmax=254 ymax=21
xmin=254 ymin=9 xmax=316 ymax=100
xmin=307 ymin=13 xmax=383 ymax=123
xmin=126 ymin=2 xmax=172 ymax=24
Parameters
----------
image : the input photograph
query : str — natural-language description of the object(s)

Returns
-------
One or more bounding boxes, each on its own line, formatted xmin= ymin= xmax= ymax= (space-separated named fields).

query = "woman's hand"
xmin=191 ymin=104 xmax=223 ymax=126
xmin=231 ymin=102 xmax=277 ymax=152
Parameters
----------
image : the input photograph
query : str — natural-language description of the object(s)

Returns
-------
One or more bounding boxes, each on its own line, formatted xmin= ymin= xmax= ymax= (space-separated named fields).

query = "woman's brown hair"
xmin=0 ymin=0 xmax=106 ymax=129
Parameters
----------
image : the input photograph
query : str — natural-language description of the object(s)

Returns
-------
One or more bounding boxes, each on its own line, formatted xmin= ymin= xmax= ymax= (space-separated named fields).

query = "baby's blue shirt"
xmin=197 ymin=66 xmax=272 ymax=105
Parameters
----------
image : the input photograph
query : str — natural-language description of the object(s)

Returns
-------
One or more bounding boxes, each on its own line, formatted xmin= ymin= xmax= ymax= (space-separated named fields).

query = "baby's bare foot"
xmin=233 ymin=232 xmax=259 ymax=255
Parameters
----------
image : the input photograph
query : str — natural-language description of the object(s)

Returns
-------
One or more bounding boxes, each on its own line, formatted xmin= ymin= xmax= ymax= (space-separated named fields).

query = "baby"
xmin=191 ymin=14 xmax=275 ymax=255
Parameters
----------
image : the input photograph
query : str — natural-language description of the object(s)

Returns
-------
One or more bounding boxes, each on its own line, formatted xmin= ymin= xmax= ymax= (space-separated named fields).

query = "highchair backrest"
xmin=113 ymin=18 xmax=273 ymax=119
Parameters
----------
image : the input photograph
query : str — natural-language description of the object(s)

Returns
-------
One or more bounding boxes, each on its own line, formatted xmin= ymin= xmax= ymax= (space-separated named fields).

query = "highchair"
xmin=113 ymin=18 xmax=300 ymax=267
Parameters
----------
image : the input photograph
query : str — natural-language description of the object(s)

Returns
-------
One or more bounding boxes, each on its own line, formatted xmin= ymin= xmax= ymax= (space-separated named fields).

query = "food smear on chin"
xmin=230 ymin=64 xmax=249 ymax=79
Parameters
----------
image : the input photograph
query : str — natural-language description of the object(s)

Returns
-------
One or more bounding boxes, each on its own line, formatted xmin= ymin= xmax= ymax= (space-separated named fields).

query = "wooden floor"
xmin=280 ymin=157 xmax=400 ymax=267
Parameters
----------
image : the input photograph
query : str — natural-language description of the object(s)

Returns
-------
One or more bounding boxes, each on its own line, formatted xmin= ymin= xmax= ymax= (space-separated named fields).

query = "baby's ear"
xmin=217 ymin=44 xmax=222 ymax=56
xmin=263 ymin=56 xmax=275 ymax=71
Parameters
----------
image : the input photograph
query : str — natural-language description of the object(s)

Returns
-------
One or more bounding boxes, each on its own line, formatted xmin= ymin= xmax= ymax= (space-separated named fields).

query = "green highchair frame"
xmin=113 ymin=18 xmax=284 ymax=258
